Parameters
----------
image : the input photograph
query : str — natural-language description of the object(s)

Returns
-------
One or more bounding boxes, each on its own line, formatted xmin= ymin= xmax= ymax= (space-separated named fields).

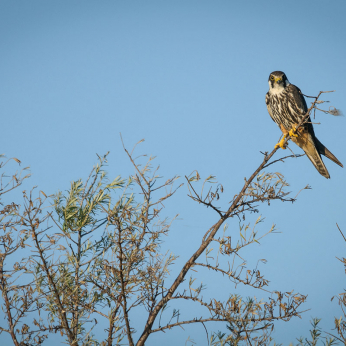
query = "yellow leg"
xmin=275 ymin=126 xmax=300 ymax=150
xmin=275 ymin=134 xmax=288 ymax=149
xmin=289 ymin=126 xmax=298 ymax=138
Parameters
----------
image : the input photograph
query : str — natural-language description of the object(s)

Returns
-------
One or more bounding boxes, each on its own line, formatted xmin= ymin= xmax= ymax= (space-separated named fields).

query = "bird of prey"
xmin=265 ymin=71 xmax=343 ymax=178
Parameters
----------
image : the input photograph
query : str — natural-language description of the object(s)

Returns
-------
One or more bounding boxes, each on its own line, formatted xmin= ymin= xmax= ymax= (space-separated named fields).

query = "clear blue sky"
xmin=1 ymin=1 xmax=346 ymax=344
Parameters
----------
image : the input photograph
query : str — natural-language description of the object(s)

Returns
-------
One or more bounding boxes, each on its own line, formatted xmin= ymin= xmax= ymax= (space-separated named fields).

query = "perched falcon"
xmin=265 ymin=71 xmax=343 ymax=178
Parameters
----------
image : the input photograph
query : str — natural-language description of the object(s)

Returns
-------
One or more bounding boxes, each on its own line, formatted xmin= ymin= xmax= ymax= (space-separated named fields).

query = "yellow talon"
xmin=289 ymin=127 xmax=298 ymax=138
xmin=274 ymin=135 xmax=288 ymax=150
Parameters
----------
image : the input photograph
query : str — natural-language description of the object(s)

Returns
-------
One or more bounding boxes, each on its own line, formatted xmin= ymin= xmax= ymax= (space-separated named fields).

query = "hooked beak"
xmin=275 ymin=77 xmax=282 ymax=84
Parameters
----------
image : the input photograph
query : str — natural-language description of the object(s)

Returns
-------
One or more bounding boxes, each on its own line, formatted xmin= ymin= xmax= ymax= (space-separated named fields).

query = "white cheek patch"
xmin=269 ymin=82 xmax=285 ymax=95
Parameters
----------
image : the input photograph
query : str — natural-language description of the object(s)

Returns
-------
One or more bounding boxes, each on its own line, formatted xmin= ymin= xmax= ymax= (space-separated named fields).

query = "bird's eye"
xmin=270 ymin=76 xmax=275 ymax=81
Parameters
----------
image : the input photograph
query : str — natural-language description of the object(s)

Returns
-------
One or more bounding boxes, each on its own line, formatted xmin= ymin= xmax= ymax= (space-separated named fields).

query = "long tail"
xmin=294 ymin=133 xmax=330 ymax=178
xmin=304 ymin=140 xmax=330 ymax=179
xmin=314 ymin=137 xmax=343 ymax=168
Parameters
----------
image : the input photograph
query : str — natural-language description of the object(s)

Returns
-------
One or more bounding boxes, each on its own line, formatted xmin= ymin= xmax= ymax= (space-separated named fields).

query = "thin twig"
xmin=263 ymin=154 xmax=305 ymax=169
xmin=336 ymin=223 xmax=346 ymax=243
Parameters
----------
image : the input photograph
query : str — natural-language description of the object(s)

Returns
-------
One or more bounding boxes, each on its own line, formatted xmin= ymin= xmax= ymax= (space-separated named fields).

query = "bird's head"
xmin=268 ymin=71 xmax=289 ymax=94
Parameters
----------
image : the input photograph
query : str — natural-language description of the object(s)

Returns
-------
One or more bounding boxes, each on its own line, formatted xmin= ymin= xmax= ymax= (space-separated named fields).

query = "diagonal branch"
xmin=136 ymin=91 xmax=327 ymax=346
